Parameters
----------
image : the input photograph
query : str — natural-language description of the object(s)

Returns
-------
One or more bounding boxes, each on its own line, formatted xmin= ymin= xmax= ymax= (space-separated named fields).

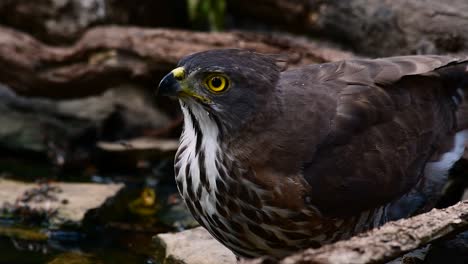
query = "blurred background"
xmin=0 ymin=0 xmax=467 ymax=263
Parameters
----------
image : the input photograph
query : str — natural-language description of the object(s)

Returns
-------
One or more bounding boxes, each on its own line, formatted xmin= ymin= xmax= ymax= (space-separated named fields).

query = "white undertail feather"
xmin=425 ymin=74 xmax=468 ymax=188
xmin=424 ymin=129 xmax=468 ymax=191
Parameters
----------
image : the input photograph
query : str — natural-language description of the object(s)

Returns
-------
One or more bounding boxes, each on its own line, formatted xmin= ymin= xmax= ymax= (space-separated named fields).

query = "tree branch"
xmin=245 ymin=201 xmax=468 ymax=264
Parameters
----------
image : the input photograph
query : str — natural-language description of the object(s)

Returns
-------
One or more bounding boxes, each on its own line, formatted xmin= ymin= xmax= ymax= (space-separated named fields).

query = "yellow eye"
xmin=205 ymin=74 xmax=229 ymax=93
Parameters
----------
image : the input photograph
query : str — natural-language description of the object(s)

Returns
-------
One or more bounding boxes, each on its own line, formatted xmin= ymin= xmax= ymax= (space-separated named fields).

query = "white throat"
xmin=175 ymin=100 xmax=223 ymax=217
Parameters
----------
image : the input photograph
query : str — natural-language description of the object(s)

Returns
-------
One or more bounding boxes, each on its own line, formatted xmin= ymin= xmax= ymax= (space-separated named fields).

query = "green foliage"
xmin=187 ymin=0 xmax=226 ymax=31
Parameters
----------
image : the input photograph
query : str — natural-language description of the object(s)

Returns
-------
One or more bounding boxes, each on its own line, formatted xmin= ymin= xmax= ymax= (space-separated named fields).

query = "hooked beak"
xmin=157 ymin=67 xmax=212 ymax=104
xmin=157 ymin=72 xmax=182 ymax=96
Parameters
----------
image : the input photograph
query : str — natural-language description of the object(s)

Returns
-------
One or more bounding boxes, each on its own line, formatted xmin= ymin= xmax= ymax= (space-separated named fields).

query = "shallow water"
xmin=0 ymin=157 xmax=194 ymax=264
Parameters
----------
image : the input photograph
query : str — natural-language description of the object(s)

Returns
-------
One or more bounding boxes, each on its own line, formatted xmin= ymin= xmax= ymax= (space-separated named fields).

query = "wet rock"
xmin=0 ymin=84 xmax=171 ymax=169
xmin=97 ymin=138 xmax=178 ymax=168
xmin=56 ymin=84 xmax=170 ymax=133
xmin=154 ymin=227 xmax=236 ymax=264
xmin=97 ymin=138 xmax=178 ymax=155
xmin=158 ymin=199 xmax=199 ymax=231
xmin=0 ymin=178 xmax=124 ymax=226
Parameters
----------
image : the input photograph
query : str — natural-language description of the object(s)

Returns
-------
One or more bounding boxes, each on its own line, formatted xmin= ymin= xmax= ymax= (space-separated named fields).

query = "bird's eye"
xmin=205 ymin=74 xmax=229 ymax=93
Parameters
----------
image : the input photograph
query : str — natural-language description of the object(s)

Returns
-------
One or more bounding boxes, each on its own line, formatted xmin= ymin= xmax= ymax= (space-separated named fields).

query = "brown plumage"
xmin=158 ymin=49 xmax=468 ymax=258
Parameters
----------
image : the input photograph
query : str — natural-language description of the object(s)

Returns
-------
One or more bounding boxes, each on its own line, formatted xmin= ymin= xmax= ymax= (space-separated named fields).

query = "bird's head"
xmin=157 ymin=49 xmax=282 ymax=134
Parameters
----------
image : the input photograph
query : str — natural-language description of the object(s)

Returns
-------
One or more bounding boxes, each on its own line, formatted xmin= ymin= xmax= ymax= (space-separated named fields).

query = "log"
xmin=227 ymin=0 xmax=468 ymax=57
xmin=0 ymin=25 xmax=353 ymax=98
xmin=244 ymin=200 xmax=468 ymax=264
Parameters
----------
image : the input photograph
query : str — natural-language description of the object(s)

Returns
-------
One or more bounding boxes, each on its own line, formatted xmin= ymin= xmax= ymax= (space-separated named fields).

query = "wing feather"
xmin=300 ymin=56 xmax=464 ymax=216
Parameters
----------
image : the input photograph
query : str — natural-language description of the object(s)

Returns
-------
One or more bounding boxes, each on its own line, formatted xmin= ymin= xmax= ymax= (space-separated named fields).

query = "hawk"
xmin=157 ymin=49 xmax=468 ymax=258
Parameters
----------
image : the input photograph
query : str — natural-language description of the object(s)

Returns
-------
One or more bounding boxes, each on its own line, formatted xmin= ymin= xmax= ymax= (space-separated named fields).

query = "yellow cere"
xmin=172 ymin=67 xmax=185 ymax=80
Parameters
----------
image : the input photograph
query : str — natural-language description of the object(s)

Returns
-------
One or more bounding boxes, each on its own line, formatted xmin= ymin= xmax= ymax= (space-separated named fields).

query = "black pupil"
xmin=211 ymin=77 xmax=222 ymax=88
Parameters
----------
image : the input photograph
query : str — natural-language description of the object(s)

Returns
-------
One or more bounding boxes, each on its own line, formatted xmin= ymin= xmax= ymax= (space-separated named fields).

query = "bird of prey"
xmin=158 ymin=49 xmax=468 ymax=258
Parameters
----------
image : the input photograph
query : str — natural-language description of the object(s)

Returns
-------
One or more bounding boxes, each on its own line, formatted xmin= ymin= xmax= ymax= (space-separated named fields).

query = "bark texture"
xmin=6 ymin=0 xmax=468 ymax=57
xmin=228 ymin=0 xmax=468 ymax=56
xmin=0 ymin=25 xmax=353 ymax=98
xmin=244 ymin=201 xmax=468 ymax=264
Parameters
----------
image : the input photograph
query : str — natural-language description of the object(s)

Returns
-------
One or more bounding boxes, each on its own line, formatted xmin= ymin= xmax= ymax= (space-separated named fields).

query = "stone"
xmin=154 ymin=227 xmax=236 ymax=264
xmin=0 ymin=84 xmax=171 ymax=167
xmin=97 ymin=137 xmax=179 ymax=160
xmin=0 ymin=178 xmax=124 ymax=226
